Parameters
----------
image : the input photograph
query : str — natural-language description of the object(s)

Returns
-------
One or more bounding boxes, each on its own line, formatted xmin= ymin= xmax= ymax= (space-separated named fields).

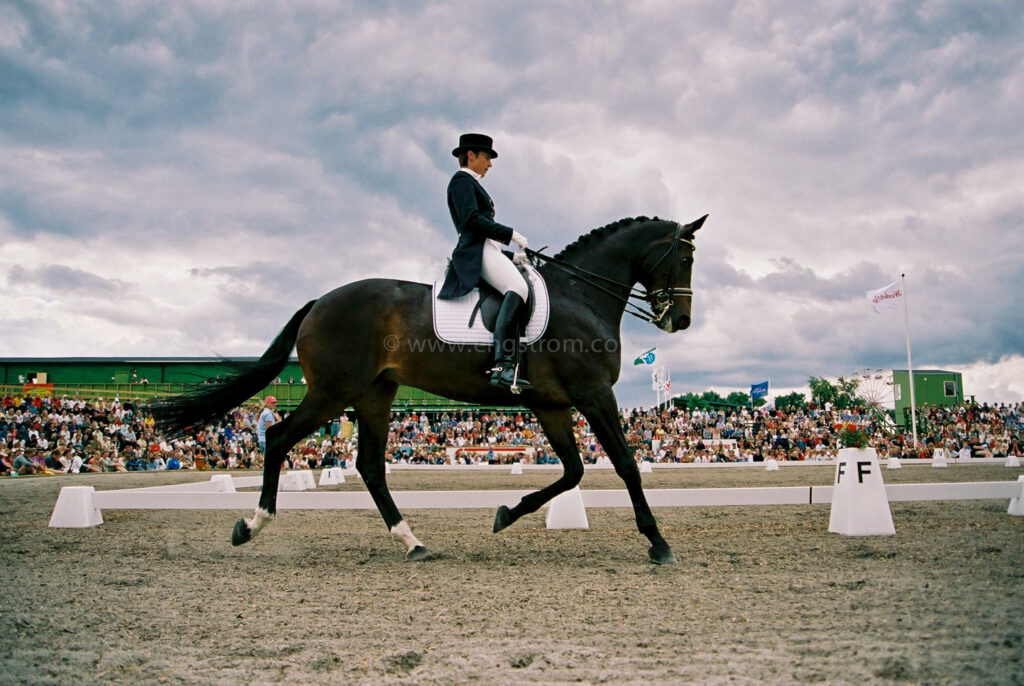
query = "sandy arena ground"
xmin=1 ymin=462 xmax=1022 ymax=685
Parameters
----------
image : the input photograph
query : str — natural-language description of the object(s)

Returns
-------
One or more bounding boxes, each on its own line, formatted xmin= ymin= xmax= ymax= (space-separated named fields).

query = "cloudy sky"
xmin=2 ymin=1 xmax=1022 ymax=408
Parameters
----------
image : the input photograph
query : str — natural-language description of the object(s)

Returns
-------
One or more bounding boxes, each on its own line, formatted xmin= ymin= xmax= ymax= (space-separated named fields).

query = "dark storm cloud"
xmin=7 ymin=264 xmax=128 ymax=295
xmin=1 ymin=1 xmax=1022 ymax=403
xmin=755 ymin=260 xmax=890 ymax=301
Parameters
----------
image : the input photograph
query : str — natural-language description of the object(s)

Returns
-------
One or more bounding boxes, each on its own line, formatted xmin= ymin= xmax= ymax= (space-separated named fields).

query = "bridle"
xmin=524 ymin=223 xmax=695 ymax=324
xmin=643 ymin=223 xmax=696 ymax=322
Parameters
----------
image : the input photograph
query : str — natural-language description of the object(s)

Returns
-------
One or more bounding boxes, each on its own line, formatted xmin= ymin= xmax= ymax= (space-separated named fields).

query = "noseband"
xmin=524 ymin=222 xmax=695 ymax=324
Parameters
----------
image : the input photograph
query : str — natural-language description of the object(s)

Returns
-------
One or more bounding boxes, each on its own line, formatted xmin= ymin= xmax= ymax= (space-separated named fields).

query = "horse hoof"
xmin=493 ymin=505 xmax=513 ymax=533
xmin=406 ymin=545 xmax=429 ymax=561
xmin=648 ymin=543 xmax=677 ymax=565
xmin=232 ymin=519 xmax=252 ymax=547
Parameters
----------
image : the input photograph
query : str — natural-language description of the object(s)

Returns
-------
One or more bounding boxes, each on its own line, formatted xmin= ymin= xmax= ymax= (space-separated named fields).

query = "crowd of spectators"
xmin=620 ymin=401 xmax=1023 ymax=463
xmin=2 ymin=391 xmax=1021 ymax=477
xmin=383 ymin=401 xmax=1024 ymax=464
xmin=0 ymin=393 xmax=270 ymax=476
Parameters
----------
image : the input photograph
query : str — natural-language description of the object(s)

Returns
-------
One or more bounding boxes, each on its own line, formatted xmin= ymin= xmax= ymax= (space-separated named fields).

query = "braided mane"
xmin=553 ymin=216 xmax=660 ymax=260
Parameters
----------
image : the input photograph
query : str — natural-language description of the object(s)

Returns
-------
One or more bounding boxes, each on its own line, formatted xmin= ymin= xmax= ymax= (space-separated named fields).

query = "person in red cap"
xmin=257 ymin=396 xmax=279 ymax=455
xmin=438 ymin=132 xmax=532 ymax=391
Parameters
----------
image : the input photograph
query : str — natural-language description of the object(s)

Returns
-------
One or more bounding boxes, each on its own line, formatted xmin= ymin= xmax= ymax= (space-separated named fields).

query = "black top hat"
xmin=452 ymin=133 xmax=498 ymax=158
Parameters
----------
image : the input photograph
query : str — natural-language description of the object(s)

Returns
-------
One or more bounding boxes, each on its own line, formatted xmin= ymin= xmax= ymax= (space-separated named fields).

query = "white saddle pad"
xmin=432 ymin=265 xmax=550 ymax=345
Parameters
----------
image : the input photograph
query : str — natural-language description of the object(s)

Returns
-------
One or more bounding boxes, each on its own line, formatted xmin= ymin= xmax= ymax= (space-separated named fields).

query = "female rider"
xmin=438 ymin=133 xmax=532 ymax=391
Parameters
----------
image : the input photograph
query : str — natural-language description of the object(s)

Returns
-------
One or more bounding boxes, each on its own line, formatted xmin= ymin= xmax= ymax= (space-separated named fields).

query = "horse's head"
xmin=639 ymin=214 xmax=706 ymax=333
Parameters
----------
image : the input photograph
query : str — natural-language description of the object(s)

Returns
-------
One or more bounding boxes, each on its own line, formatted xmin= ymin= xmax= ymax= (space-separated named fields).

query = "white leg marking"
xmin=244 ymin=508 xmax=274 ymax=537
xmin=390 ymin=520 xmax=424 ymax=554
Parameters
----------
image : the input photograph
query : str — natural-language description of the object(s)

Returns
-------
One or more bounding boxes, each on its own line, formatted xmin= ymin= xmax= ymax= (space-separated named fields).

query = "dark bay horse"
xmin=152 ymin=214 xmax=706 ymax=564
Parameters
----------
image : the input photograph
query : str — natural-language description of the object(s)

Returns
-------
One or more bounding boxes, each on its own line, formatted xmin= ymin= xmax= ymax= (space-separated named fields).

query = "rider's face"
xmin=466 ymin=150 xmax=492 ymax=177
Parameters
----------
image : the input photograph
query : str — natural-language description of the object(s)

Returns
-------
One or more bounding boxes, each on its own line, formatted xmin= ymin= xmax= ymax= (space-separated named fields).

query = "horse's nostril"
xmin=676 ymin=315 xmax=691 ymax=330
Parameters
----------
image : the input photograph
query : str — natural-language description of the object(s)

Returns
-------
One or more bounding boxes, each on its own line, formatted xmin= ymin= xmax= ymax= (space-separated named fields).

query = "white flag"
xmin=866 ymin=281 xmax=904 ymax=313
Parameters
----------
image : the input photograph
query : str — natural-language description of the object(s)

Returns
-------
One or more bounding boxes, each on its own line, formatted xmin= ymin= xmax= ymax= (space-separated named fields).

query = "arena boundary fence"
xmin=390 ymin=457 xmax=1019 ymax=470
xmin=48 ymin=471 xmax=1024 ymax=528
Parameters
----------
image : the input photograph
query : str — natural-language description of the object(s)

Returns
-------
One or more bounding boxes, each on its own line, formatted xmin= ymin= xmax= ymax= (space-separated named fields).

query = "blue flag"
xmin=633 ymin=347 xmax=656 ymax=366
xmin=750 ymin=381 xmax=769 ymax=399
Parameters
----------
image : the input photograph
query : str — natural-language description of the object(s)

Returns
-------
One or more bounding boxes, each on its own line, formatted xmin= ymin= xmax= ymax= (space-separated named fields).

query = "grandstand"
xmin=0 ymin=357 xmax=476 ymax=411
xmin=1 ymin=358 xmax=977 ymax=422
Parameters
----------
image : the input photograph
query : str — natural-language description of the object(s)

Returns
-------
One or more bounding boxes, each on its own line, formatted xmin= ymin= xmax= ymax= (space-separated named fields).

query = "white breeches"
xmin=481 ymin=239 xmax=528 ymax=300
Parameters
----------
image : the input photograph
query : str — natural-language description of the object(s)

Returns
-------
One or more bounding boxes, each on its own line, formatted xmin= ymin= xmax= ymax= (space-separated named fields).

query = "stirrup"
xmin=490 ymin=363 xmax=531 ymax=394
xmin=509 ymin=362 xmax=532 ymax=394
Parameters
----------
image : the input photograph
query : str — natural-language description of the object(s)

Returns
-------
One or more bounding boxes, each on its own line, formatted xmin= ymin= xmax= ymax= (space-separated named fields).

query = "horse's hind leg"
xmin=493 ymin=406 xmax=584 ymax=532
xmin=354 ymin=379 xmax=428 ymax=561
xmin=232 ymin=391 xmax=344 ymax=546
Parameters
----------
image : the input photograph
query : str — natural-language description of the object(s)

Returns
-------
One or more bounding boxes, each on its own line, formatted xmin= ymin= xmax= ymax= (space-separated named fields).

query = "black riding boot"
xmin=490 ymin=292 xmax=532 ymax=392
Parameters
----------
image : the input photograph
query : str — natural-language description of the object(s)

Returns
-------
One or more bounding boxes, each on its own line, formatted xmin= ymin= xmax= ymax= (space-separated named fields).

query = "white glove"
xmin=510 ymin=231 xmax=529 ymax=251
xmin=513 ymin=251 xmax=529 ymax=267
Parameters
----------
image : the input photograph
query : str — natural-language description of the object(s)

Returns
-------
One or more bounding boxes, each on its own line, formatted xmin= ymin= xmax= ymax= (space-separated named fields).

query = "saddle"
xmin=432 ymin=264 xmax=549 ymax=346
xmin=468 ymin=268 xmax=536 ymax=334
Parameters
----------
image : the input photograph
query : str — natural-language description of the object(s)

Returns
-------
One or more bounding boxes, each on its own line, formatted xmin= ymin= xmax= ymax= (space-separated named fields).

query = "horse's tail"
xmin=150 ymin=300 xmax=317 ymax=436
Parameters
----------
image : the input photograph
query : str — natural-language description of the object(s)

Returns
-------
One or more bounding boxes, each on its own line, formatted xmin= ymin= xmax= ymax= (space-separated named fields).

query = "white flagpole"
xmin=901 ymin=273 xmax=918 ymax=448
xmin=652 ymin=367 xmax=659 ymax=410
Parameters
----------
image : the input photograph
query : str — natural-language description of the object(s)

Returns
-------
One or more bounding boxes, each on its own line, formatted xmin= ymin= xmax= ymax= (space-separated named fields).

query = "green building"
xmin=892 ymin=369 xmax=964 ymax=426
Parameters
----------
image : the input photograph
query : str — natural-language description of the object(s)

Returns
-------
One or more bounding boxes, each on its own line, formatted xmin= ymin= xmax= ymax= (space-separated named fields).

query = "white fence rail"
xmin=48 ymin=472 xmax=1024 ymax=528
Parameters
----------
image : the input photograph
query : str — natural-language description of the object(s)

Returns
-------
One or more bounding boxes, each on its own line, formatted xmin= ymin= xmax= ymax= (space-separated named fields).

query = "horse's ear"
xmin=684 ymin=214 xmax=708 ymax=236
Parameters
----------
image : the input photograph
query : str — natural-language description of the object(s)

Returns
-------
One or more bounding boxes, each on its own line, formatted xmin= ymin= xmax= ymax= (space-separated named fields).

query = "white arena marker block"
xmin=1006 ymin=455 xmax=1021 ymax=468
xmin=765 ymin=459 xmax=780 ymax=472
xmin=210 ymin=474 xmax=236 ymax=493
xmin=280 ymin=471 xmax=306 ymax=491
xmin=49 ymin=486 xmax=103 ymax=528
xmin=385 ymin=462 xmax=392 ymax=475
xmin=546 ymin=486 xmax=589 ymax=530
xmin=1008 ymin=476 xmax=1024 ymax=517
xmin=639 ymin=461 xmax=653 ymax=474
xmin=932 ymin=448 xmax=948 ymax=468
xmin=510 ymin=462 xmax=523 ymax=475
xmin=828 ymin=447 xmax=895 ymax=536
xmin=299 ymin=470 xmax=316 ymax=490
xmin=319 ymin=467 xmax=345 ymax=486
xmin=887 ymin=457 xmax=902 ymax=469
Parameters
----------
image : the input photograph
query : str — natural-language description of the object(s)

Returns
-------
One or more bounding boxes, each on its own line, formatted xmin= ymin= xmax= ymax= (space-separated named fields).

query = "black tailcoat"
xmin=438 ymin=171 xmax=515 ymax=299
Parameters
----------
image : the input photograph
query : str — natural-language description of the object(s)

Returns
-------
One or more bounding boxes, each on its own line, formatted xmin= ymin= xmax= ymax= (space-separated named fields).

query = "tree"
xmin=775 ymin=392 xmax=806 ymax=411
xmin=725 ymin=391 xmax=764 ymax=408
xmin=808 ymin=376 xmax=836 ymax=407
xmin=701 ymin=390 xmax=725 ymax=405
xmin=676 ymin=390 xmax=736 ymax=410
xmin=677 ymin=390 xmax=764 ymax=410
xmin=834 ymin=376 xmax=864 ymax=409
xmin=808 ymin=376 xmax=864 ymax=409
xmin=675 ymin=392 xmax=708 ymax=410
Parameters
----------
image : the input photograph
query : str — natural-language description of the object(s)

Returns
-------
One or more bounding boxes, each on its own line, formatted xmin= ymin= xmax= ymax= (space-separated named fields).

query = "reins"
xmin=524 ymin=223 xmax=694 ymax=324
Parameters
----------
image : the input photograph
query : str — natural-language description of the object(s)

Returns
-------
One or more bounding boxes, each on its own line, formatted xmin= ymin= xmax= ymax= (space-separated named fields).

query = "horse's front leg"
xmin=579 ymin=393 xmax=676 ymax=564
xmin=494 ymin=406 xmax=584 ymax=532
